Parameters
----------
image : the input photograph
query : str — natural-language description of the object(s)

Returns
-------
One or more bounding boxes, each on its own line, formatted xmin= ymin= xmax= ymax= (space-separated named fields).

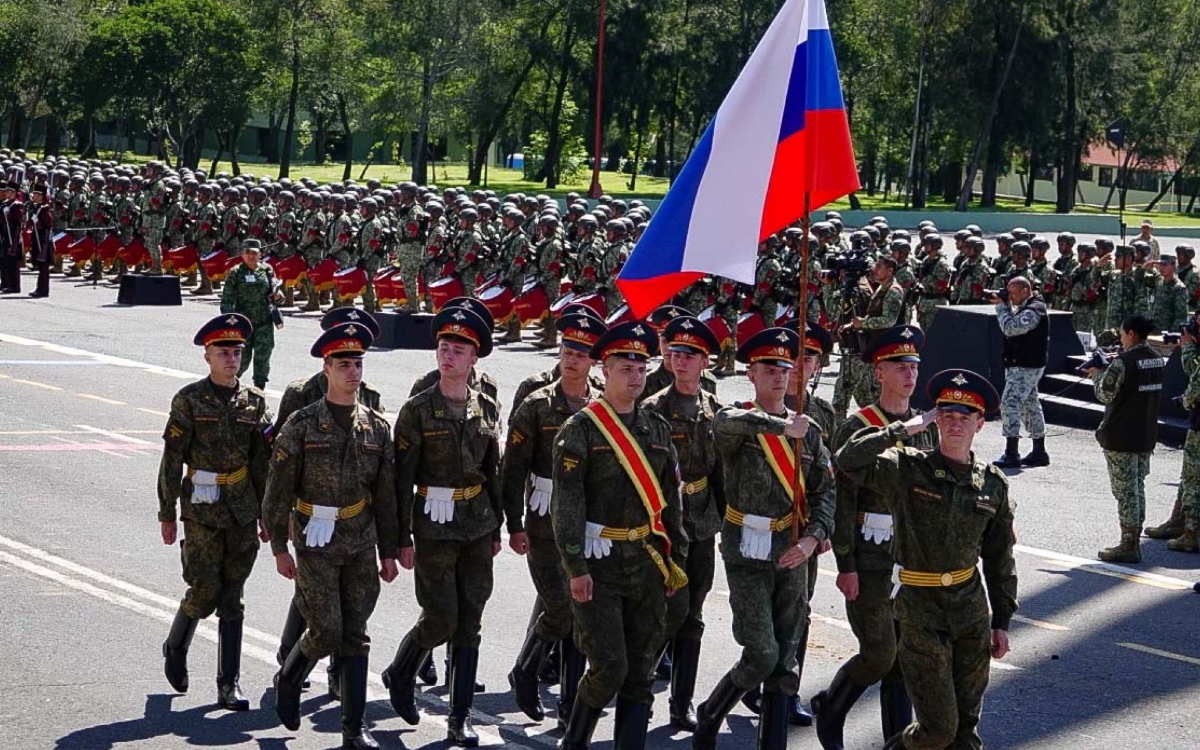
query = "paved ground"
xmin=1 ymin=266 xmax=1198 ymax=750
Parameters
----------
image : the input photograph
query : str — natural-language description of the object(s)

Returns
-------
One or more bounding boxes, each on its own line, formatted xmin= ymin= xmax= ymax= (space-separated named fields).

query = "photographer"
xmin=1081 ymin=314 xmax=1167 ymax=563
xmin=991 ymin=277 xmax=1050 ymax=468
xmin=1153 ymin=313 xmax=1200 ymax=553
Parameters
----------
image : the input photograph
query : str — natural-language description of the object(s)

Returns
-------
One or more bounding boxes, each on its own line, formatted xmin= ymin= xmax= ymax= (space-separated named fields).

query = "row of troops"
xmin=158 ymin=292 xmax=1017 ymax=750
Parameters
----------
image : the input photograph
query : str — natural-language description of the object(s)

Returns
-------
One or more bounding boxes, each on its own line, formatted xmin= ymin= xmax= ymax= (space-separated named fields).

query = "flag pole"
xmin=791 ymin=190 xmax=811 ymax=546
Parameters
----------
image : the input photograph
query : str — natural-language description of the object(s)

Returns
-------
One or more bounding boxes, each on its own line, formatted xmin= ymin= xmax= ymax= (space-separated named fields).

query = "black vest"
xmin=1096 ymin=344 xmax=1165 ymax=453
xmin=1001 ymin=298 xmax=1049 ymax=368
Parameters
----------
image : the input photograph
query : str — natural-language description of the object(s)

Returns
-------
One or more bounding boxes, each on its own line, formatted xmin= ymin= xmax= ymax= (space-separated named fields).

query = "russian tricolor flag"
xmin=617 ymin=0 xmax=860 ymax=318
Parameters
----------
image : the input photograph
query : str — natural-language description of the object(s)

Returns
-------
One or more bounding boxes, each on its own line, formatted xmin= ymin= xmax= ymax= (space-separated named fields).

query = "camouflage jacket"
xmin=1181 ymin=340 xmax=1200 ymax=410
xmin=1177 ymin=263 xmax=1200 ymax=308
xmin=953 ymin=257 xmax=992 ymax=304
xmin=835 ymin=423 xmax=1018 ymax=631
xmin=397 ymin=202 xmax=426 ymax=246
xmin=299 ymin=209 xmax=326 ymax=253
xmin=358 ymin=216 xmax=385 ymax=271
xmin=499 ymin=229 xmax=531 ymax=284
xmin=535 ymin=236 xmax=565 ymax=290
xmin=641 ymin=363 xmax=718 ymax=404
xmin=1152 ymin=276 xmax=1189 ymax=331
xmin=327 ymin=212 xmax=355 ymax=259
xmin=275 ymin=209 xmax=298 ymax=255
xmin=193 ymin=202 xmax=220 ymax=250
xmin=916 ymin=251 xmax=952 ymax=299
xmin=512 ymin=366 xmax=604 ymax=415
xmin=785 ymin=392 xmax=837 ymax=444
xmin=274 ymin=371 xmax=383 ymax=435
xmin=220 ymin=261 xmax=277 ymax=326
xmin=263 ymin=399 xmax=398 ymax=558
xmin=393 ymin=385 xmax=506 ymax=546
xmin=451 ymin=226 xmax=486 ymax=279
xmin=861 ymin=279 xmax=905 ymax=333
xmin=144 ymin=179 xmax=168 ymax=225
xmin=158 ymin=378 xmax=272 ymax=528
xmin=219 ymin=204 xmax=244 ymax=245
xmin=1066 ymin=263 xmax=1102 ymax=307
xmin=643 ymin=386 xmax=726 ymax=542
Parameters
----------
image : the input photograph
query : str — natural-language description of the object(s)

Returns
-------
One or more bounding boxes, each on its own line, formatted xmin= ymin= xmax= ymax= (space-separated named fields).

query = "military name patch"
xmin=911 ymin=486 xmax=944 ymax=502
xmin=422 ymin=429 xmax=451 ymax=438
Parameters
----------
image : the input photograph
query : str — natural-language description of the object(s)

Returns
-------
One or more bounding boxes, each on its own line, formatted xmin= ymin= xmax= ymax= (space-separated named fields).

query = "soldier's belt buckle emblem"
xmin=626 ymin=528 xmax=639 ymax=541
xmin=939 ymin=572 xmax=954 ymax=586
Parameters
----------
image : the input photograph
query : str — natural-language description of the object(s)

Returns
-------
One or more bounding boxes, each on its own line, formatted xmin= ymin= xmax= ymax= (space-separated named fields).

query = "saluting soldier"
xmin=643 ymin=315 xmax=726 ymax=732
xmin=384 ymin=307 xmax=513 ymax=748
xmin=693 ymin=326 xmax=836 ymax=750
xmin=158 ymin=314 xmax=273 ymax=712
xmin=263 ymin=323 xmax=399 ymax=750
xmin=505 ymin=311 xmax=608 ymax=728
xmin=836 ymin=370 xmax=1017 ymax=750
xmin=553 ymin=321 xmax=689 ymax=749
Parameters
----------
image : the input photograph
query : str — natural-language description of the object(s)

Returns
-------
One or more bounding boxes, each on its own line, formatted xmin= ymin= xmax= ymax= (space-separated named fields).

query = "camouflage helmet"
xmin=922 ymin=232 xmax=943 ymax=249
xmin=1056 ymin=232 xmax=1076 ymax=246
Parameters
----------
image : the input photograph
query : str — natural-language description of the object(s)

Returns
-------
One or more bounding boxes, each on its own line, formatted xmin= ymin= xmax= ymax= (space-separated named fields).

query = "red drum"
xmin=475 ymin=273 xmax=501 ymax=294
xmin=333 ymin=266 xmax=367 ymax=301
xmin=306 ymin=258 xmax=339 ymax=291
xmin=200 ymin=249 xmax=229 ymax=279
xmin=392 ymin=275 xmax=409 ymax=307
xmin=268 ymin=254 xmax=308 ymax=287
xmin=373 ymin=268 xmax=397 ymax=304
xmin=163 ymin=245 xmax=199 ymax=275
xmin=605 ymin=303 xmax=635 ymax=326
xmin=52 ymin=232 xmax=72 ymax=256
xmin=477 ymin=282 xmax=515 ymax=324
xmin=428 ymin=276 xmax=464 ymax=313
xmin=572 ymin=292 xmax=607 ymax=320
xmin=550 ymin=291 xmax=579 ymax=318
xmin=118 ymin=236 xmax=148 ymax=267
xmin=97 ymin=234 xmax=123 ymax=267
xmin=699 ymin=304 xmax=732 ymax=346
xmin=737 ymin=311 xmax=766 ymax=342
xmin=66 ymin=236 xmax=95 ymax=265
xmin=514 ymin=276 xmax=549 ymax=325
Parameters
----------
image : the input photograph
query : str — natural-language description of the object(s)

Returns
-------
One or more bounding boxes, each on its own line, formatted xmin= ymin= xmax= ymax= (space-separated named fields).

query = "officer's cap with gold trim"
xmin=590 ymin=321 xmax=659 ymax=361
xmin=444 ymin=295 xmax=495 ymax=330
xmin=787 ymin=320 xmax=833 ymax=356
xmin=646 ymin=304 xmax=689 ymax=333
xmin=926 ymin=369 xmax=999 ymax=415
xmin=311 ymin=322 xmax=373 ymax=359
xmin=556 ymin=311 xmax=608 ymax=354
xmin=736 ymin=327 xmax=800 ymax=368
xmin=431 ymin=306 xmax=493 ymax=358
xmin=558 ymin=301 xmax=605 ymax=324
xmin=193 ymin=313 xmax=253 ymax=347
xmin=663 ymin=315 xmax=720 ymax=357
xmin=321 ymin=307 xmax=380 ymax=338
xmin=862 ymin=325 xmax=923 ymax=364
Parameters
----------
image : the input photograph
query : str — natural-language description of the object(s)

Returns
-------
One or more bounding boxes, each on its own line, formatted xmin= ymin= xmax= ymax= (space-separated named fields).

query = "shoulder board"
xmin=985 ymin=463 xmax=1010 ymax=484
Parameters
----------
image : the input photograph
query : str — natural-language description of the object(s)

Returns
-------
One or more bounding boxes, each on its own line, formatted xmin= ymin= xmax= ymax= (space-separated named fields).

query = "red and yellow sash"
xmin=854 ymin=404 xmax=888 ymax=429
xmin=582 ymin=398 xmax=688 ymax=588
xmin=753 ymin=401 xmax=809 ymax=527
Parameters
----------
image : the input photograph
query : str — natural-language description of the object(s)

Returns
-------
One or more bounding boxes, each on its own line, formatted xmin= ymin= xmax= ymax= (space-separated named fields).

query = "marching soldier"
xmin=643 ymin=304 xmax=718 ymax=401
xmin=410 ymin=296 xmax=500 ymax=404
xmin=220 ymin=239 xmax=281 ymax=391
xmin=158 ymin=314 xmax=273 ymax=712
xmin=263 ymin=322 xmax=400 ymax=749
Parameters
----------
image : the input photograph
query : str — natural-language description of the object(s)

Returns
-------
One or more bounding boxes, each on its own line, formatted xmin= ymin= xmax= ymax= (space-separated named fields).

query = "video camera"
xmin=1075 ymin=346 xmax=1119 ymax=374
xmin=983 ymin=288 xmax=1009 ymax=303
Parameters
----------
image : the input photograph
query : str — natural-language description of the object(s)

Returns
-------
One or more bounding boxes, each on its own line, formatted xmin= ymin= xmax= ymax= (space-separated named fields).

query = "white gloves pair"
xmin=304 ymin=505 xmax=338 ymax=548
xmin=739 ymin=514 xmax=774 ymax=561
xmin=528 ymin=475 xmax=553 ymax=517
xmin=424 ymin=487 xmax=457 ymax=524
xmin=860 ymin=513 xmax=894 ymax=544
xmin=584 ymin=522 xmax=612 ymax=559
xmin=190 ymin=470 xmax=220 ymax=504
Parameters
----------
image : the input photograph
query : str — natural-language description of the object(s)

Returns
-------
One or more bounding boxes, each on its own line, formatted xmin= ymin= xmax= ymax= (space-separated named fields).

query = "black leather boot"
xmin=758 ymin=691 xmax=790 ymax=750
xmin=447 ymin=646 xmax=480 ymax=747
xmin=560 ymin=699 xmax=602 ymax=750
xmin=1020 ymin=436 xmax=1050 ymax=467
xmin=381 ymin=633 xmax=429 ymax=725
xmin=444 ymin=653 xmax=485 ymax=692
xmin=163 ymin=607 xmax=198 ymax=693
xmin=693 ymin=672 xmax=747 ymax=750
xmin=274 ymin=643 xmax=318 ymax=731
xmin=216 ymin=618 xmax=250 ymax=711
xmin=992 ymin=437 xmax=1022 ymax=468
xmin=614 ymin=699 xmax=651 ymax=750
xmin=789 ymin=636 xmax=813 ymax=726
xmin=655 ymin=641 xmax=673 ymax=680
xmin=669 ymin=637 xmax=701 ymax=731
xmin=509 ymin=630 xmax=556 ymax=721
xmin=340 ymin=654 xmax=379 ymax=749
xmin=328 ymin=655 xmax=342 ymax=701
xmin=276 ymin=599 xmax=311 ymax=689
xmin=812 ymin=666 xmax=868 ymax=750
xmin=540 ymin=639 xmax=562 ymax=685
xmin=557 ymin=635 xmax=587 ymax=732
xmin=417 ymin=650 xmax=438 ymax=685
xmin=741 ymin=686 xmax=763 ymax=715
xmin=879 ymin=676 xmax=913 ymax=742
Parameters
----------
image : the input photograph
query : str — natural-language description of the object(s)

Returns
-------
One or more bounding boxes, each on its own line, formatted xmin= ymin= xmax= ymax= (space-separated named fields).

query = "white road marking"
xmin=74 ymin=424 xmax=156 ymax=446
xmin=1116 ymin=642 xmax=1200 ymax=668
xmin=0 ymin=360 xmax=114 ymax=365
xmin=1015 ymin=544 xmax=1194 ymax=591
xmin=11 ymin=378 xmax=62 ymax=390
xmin=138 ymin=407 xmax=170 ymax=417
xmin=77 ymin=393 xmax=127 ymax=405
xmin=1012 ymin=614 xmax=1070 ymax=632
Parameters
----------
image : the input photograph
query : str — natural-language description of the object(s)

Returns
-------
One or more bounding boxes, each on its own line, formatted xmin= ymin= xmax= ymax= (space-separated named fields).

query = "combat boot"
xmin=559 ymin=699 xmax=602 ymax=750
xmin=879 ymin=676 xmax=913 ymax=742
xmin=282 ymin=286 xmax=295 ymax=308
xmin=812 ymin=665 xmax=868 ymax=750
xmin=52 ymin=255 xmax=63 ymax=274
xmin=381 ymin=633 xmax=429 ymax=725
xmin=1167 ymin=528 xmax=1199 ymax=553
xmin=181 ymin=270 xmax=196 ymax=286
xmin=992 ymin=438 xmax=1022 ymax=469
xmin=655 ymin=642 xmax=673 ymax=680
xmin=417 ymin=651 xmax=438 ymax=686
xmin=276 ymin=600 xmax=311 ymax=689
xmin=192 ymin=277 xmax=213 ymax=296
xmin=340 ymin=654 xmax=379 ymax=749
xmin=1020 ymin=437 xmax=1050 ymax=467
xmin=741 ymin=686 xmax=762 ymax=714
xmin=668 ymin=637 xmax=702 ymax=731
xmin=509 ymin=630 xmax=555 ymax=721
xmin=789 ymin=637 xmax=813 ymax=726
xmin=536 ymin=318 xmax=559 ymax=350
xmin=1098 ymin=527 xmax=1142 ymax=563
xmin=613 ymin=699 xmax=650 ymax=750
xmin=540 ymin=639 xmax=561 ymax=685
xmin=557 ymin=635 xmax=587 ymax=732
xmin=65 ymin=263 xmax=82 ymax=278
xmin=693 ymin=672 xmax=747 ymax=750
xmin=162 ymin=607 xmax=198 ymax=693
xmin=327 ymin=655 xmax=342 ymax=701
xmin=1145 ymin=497 xmax=1185 ymax=539
xmin=302 ymin=293 xmax=321 ymax=312
xmin=216 ymin=618 xmax=250 ymax=711
xmin=274 ymin=642 xmax=318 ymax=731
xmin=447 ymin=646 xmax=480 ymax=747
xmin=758 ymin=691 xmax=790 ymax=750
xmin=714 ymin=345 xmax=736 ymax=377
xmin=500 ymin=317 xmax=522 ymax=343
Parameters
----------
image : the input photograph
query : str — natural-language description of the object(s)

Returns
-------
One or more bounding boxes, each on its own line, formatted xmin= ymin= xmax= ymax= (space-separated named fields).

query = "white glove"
xmin=190 ymin=470 xmax=220 ymax=504
xmin=529 ymin=475 xmax=553 ymax=517
xmin=423 ymin=487 xmax=456 ymax=524
xmin=890 ymin=563 xmax=902 ymax=600
xmin=584 ymin=522 xmax=612 ymax=559
xmin=739 ymin=513 xmax=773 ymax=561
xmin=304 ymin=505 xmax=337 ymax=548
xmin=861 ymin=512 xmax=894 ymax=544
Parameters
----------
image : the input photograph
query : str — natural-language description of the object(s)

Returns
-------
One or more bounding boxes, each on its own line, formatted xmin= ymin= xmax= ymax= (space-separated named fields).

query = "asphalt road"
xmin=1 ymin=266 xmax=1198 ymax=750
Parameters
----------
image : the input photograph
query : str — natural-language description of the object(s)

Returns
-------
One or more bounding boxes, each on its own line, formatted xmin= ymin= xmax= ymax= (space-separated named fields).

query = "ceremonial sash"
xmin=582 ymin=399 xmax=688 ymax=588
xmin=854 ymin=404 xmax=888 ymax=430
xmin=752 ymin=401 xmax=809 ymax=527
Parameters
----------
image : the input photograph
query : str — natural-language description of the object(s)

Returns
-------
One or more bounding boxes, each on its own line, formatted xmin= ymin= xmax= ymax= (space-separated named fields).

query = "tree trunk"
xmin=7 ymin=99 xmax=23 ymax=150
xmin=542 ymin=23 xmax=577 ymax=189
xmin=280 ymin=21 xmax=301 ymax=177
xmin=209 ymin=131 xmax=227 ymax=177
xmin=413 ymin=56 xmax=434 ymax=185
xmin=1056 ymin=16 xmax=1078 ymax=212
xmin=43 ymin=116 xmax=61 ymax=157
xmin=467 ymin=53 xmax=538 ymax=185
xmin=338 ymin=93 xmax=353 ymax=182
xmin=230 ymin=124 xmax=242 ymax=176
xmin=862 ymin=144 xmax=877 ymax=196
xmin=957 ymin=10 xmax=1023 ymax=211
xmin=1145 ymin=169 xmax=1181 ymax=212
xmin=314 ymin=110 xmax=328 ymax=165
xmin=1025 ymin=154 xmax=1037 ymax=207
xmin=981 ymin=129 xmax=1001 ymax=207
xmin=628 ymin=109 xmax=645 ymax=190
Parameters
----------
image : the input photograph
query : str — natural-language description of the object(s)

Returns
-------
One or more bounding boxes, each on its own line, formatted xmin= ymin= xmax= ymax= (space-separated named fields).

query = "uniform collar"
xmin=316 ymin=397 xmax=369 ymax=433
xmin=930 ymin=450 xmax=985 ymax=490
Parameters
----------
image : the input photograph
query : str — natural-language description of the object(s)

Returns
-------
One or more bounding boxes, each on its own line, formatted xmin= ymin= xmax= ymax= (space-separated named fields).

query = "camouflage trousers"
xmin=833 ymin=353 xmax=879 ymax=419
xmin=1000 ymin=367 xmax=1045 ymax=439
xmin=408 ymin=532 xmax=494 ymax=650
xmin=236 ymin=323 xmax=274 ymax=388
xmin=1071 ymin=305 xmax=1100 ymax=337
xmin=526 ymin=534 xmax=573 ymax=642
xmin=1179 ymin=430 xmax=1200 ymax=531
xmin=178 ymin=519 xmax=259 ymax=621
xmin=916 ymin=299 xmax=947 ymax=331
xmin=571 ymin=563 xmax=666 ymax=708
xmin=725 ymin=560 xmax=809 ymax=695
xmin=295 ymin=545 xmax=380 ymax=659
xmin=896 ymin=616 xmax=991 ymax=750
xmin=1104 ymin=450 xmax=1152 ymax=528
xmin=143 ymin=225 xmax=164 ymax=272
xmin=665 ymin=536 xmax=716 ymax=642
xmin=843 ymin=568 xmax=903 ymax=687
xmin=396 ymin=244 xmax=422 ymax=311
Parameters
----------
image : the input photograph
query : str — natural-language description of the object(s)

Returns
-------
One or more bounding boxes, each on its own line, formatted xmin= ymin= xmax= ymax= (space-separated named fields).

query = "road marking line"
xmin=1116 ymin=642 xmax=1200 ymax=667
xmin=0 ymin=360 xmax=114 ymax=365
xmin=75 ymin=424 xmax=155 ymax=446
xmin=138 ymin=407 xmax=170 ymax=417
xmin=0 ymin=372 xmax=10 ymax=378
xmin=0 ymin=442 xmax=147 ymax=453
xmin=1015 ymin=544 xmax=1193 ymax=591
xmin=11 ymin=378 xmax=62 ymax=390
xmin=0 ymin=429 xmax=159 ymax=436
xmin=1012 ymin=614 xmax=1070 ymax=632
xmin=77 ymin=393 xmax=127 ymax=405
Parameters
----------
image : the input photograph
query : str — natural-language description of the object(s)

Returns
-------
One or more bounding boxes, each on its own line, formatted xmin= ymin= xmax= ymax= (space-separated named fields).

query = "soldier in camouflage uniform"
xmin=752 ymin=241 xmax=782 ymax=326
xmin=504 ymin=312 xmax=607 ymax=729
xmin=384 ymin=307 xmax=511 ymax=747
xmin=218 ymin=187 xmax=245 ymax=259
xmin=840 ymin=257 xmax=905 ymax=417
xmin=836 ymin=369 xmax=1016 ymax=750
xmin=642 ymin=305 xmax=719 ymax=401
xmin=190 ymin=185 xmax=223 ymax=294
xmin=1051 ymin=233 xmax=1080 ymax=311
xmin=1175 ymin=245 xmax=1200 ymax=311
xmin=1162 ymin=325 xmax=1200 ymax=553
xmin=112 ymin=177 xmax=139 ymax=277
xmin=327 ymin=195 xmax=356 ymax=269
xmin=495 ymin=208 xmax=531 ymax=343
xmin=991 ymin=234 xmax=1015 ymax=280
xmin=409 ymin=298 xmax=500 ymax=412
xmin=220 ymin=239 xmax=280 ymax=390
xmin=952 ymin=238 xmax=992 ymax=305
xmin=299 ymin=192 xmax=329 ymax=311
xmin=675 ymin=277 xmax=711 ymax=315
xmin=395 ymin=183 xmax=427 ymax=312
xmin=570 ymin=215 xmax=607 ymax=297
xmin=601 ymin=219 xmax=633 ymax=314
xmin=533 ymin=214 xmax=567 ymax=348
xmin=693 ymin=326 xmax=835 ymax=750
xmin=272 ymin=191 xmax=300 ymax=307
xmin=158 ymin=314 xmax=272 ymax=712
xmin=891 ymin=239 xmax=917 ymax=326
xmin=263 ymin=323 xmax=399 ymax=749
xmin=139 ymin=163 xmax=168 ymax=274
xmin=357 ymin=198 xmax=386 ymax=312
xmin=1152 ymin=255 xmax=1189 ymax=331
xmin=915 ymin=233 xmax=952 ymax=331
xmin=63 ymin=174 xmax=91 ymax=277
xmin=420 ymin=201 xmax=450 ymax=311
xmin=452 ymin=207 xmax=487 ymax=298
xmin=1132 ymin=241 xmax=1160 ymax=311
xmin=552 ymin=321 xmax=688 ymax=750
xmin=1066 ymin=244 xmax=1103 ymax=337
xmin=1098 ymin=246 xmax=1144 ymax=346
xmin=990 ymin=278 xmax=1051 ymax=469
xmin=1026 ymin=236 xmax=1059 ymax=309
xmin=246 ymin=188 xmax=274 ymax=255
xmin=713 ymin=278 xmax=745 ymax=377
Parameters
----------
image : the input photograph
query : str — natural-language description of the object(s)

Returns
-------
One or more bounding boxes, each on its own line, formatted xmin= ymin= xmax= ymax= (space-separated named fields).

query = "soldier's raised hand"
xmin=783 ymin=413 xmax=810 ymax=439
